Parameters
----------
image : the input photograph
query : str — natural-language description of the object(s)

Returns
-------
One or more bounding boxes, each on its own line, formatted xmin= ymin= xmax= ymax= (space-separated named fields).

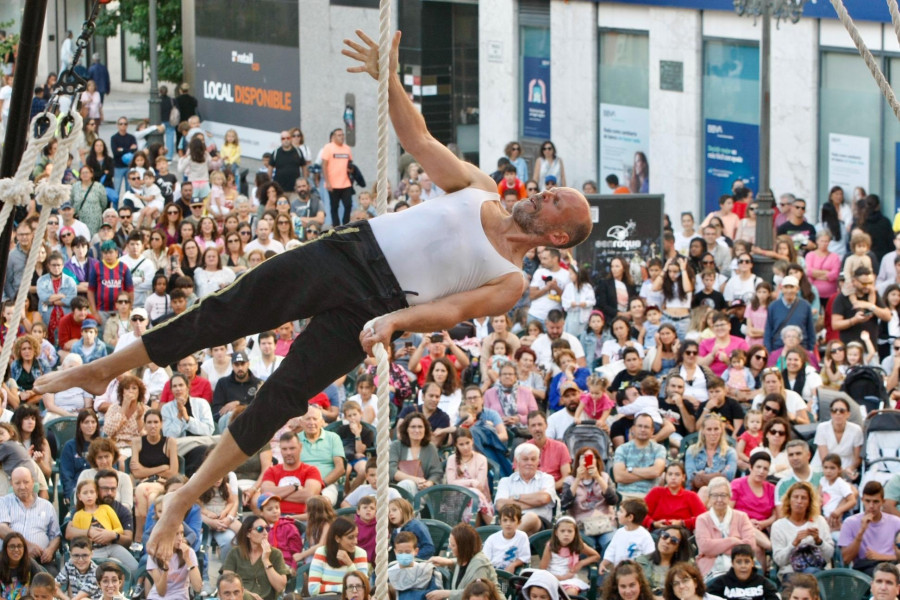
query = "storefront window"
xmin=702 ymin=40 xmax=759 ymax=213
xmin=598 ymin=30 xmax=649 ymax=193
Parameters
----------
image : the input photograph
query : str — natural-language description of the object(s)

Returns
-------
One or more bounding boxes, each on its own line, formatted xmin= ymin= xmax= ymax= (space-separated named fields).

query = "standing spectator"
xmin=110 ymin=118 xmax=137 ymax=196
xmin=776 ymin=198 xmax=817 ymax=255
xmin=4 ymin=221 xmax=33 ymax=302
xmin=857 ymin=195 xmax=895 ymax=265
xmin=60 ymin=31 xmax=74 ymax=73
xmin=87 ymin=53 xmax=111 ymax=102
xmin=764 ymin=276 xmax=816 ymax=356
xmin=832 ymin=266 xmax=890 ymax=345
xmin=505 ymin=141 xmax=529 ymax=183
xmin=159 ymin=85 xmax=176 ymax=159
xmin=534 ymin=140 xmax=566 ymax=188
xmin=173 ymin=83 xmax=198 ymax=149
xmin=322 ymin=128 xmax=354 ymax=226
xmin=271 ymin=131 xmax=306 ymax=196
xmin=806 ymin=230 xmax=841 ymax=300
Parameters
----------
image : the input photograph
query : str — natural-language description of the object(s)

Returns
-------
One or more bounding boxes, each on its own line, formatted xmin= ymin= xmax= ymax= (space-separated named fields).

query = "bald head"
xmin=513 ymin=187 xmax=592 ymax=249
xmin=11 ymin=467 xmax=34 ymax=502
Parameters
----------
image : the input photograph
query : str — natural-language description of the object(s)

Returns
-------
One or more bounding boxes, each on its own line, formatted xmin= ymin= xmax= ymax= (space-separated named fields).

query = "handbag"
xmin=790 ymin=543 xmax=826 ymax=572
xmin=580 ymin=509 xmax=615 ymax=536
xmin=398 ymin=459 xmax=424 ymax=479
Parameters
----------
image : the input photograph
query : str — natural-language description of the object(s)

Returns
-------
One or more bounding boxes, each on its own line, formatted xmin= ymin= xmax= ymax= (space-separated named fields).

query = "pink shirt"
xmin=730 ymin=476 xmax=775 ymax=522
xmin=699 ymin=336 xmax=749 ymax=376
xmin=526 ymin=437 xmax=571 ymax=481
xmin=805 ymin=251 xmax=841 ymax=299
xmin=744 ymin=305 xmax=768 ymax=347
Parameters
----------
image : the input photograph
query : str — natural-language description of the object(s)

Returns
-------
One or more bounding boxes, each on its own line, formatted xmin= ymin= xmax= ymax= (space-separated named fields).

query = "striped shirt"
xmin=0 ymin=494 xmax=61 ymax=550
xmin=89 ymin=260 xmax=133 ymax=312
xmin=307 ymin=545 xmax=369 ymax=594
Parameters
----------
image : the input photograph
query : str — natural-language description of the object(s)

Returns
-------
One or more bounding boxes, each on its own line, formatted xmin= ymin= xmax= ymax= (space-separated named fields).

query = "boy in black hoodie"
xmin=706 ymin=544 xmax=779 ymax=600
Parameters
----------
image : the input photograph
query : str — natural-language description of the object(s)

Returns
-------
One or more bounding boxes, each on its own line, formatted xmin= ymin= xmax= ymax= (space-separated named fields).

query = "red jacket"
xmin=643 ymin=485 xmax=708 ymax=530
xmin=269 ymin=517 xmax=303 ymax=569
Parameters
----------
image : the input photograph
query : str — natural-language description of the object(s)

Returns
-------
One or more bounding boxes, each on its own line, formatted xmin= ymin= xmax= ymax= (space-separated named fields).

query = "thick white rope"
xmin=830 ymin=0 xmax=900 ymax=123
xmin=888 ymin=0 xmax=900 ymax=49
xmin=0 ymin=113 xmax=59 ymax=232
xmin=0 ymin=111 xmax=81 ymax=373
xmin=373 ymin=3 xmax=392 ymax=600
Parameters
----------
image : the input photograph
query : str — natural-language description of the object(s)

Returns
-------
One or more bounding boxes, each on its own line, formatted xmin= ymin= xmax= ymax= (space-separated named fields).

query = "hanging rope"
xmin=830 ymin=0 xmax=900 ymax=123
xmin=0 ymin=111 xmax=81 ymax=372
xmin=889 ymin=0 xmax=900 ymax=48
xmin=371 ymin=1 xmax=393 ymax=600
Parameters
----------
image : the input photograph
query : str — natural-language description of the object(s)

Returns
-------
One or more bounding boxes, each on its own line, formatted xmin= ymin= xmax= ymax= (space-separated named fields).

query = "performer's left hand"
xmin=360 ymin=317 xmax=395 ymax=356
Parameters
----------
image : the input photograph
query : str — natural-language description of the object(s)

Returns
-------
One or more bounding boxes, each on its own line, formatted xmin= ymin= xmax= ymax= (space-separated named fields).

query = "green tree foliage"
xmin=95 ymin=0 xmax=183 ymax=83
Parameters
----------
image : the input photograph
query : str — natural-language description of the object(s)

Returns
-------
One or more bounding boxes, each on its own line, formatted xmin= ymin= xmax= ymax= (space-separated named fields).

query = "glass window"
xmin=818 ymin=51 xmax=882 ymax=216
xmin=121 ymin=29 xmax=143 ymax=83
xmin=598 ymin=31 xmax=650 ymax=193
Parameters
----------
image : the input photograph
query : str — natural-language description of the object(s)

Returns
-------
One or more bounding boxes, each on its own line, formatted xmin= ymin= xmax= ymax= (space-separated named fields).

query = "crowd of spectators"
xmin=2 ymin=97 xmax=900 ymax=600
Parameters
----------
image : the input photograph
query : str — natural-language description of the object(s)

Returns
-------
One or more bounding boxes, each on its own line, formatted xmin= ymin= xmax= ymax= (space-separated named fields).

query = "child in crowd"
xmin=744 ymin=282 xmax=772 ymax=347
xmin=574 ymin=374 xmax=613 ymax=426
xmin=221 ymin=129 xmax=242 ymax=183
xmin=28 ymin=572 xmax=62 ymax=600
xmin=706 ymin=544 xmax=779 ymax=600
xmin=1 ymin=300 xmax=25 ymax=345
xmin=388 ymin=531 xmax=440 ymax=600
xmin=297 ymin=495 xmax=336 ymax=565
xmin=154 ymin=155 xmax=177 ymax=204
xmin=483 ymin=504 xmax=530 ymax=573
xmin=356 ymin=495 xmax=377 ymax=568
xmin=642 ymin=305 xmax=662 ymax=351
xmin=198 ymin=471 xmax=240 ymax=553
xmin=56 ymin=536 xmax=100 ymax=600
xmin=135 ymin=169 xmax=164 ymax=228
xmin=599 ymin=498 xmax=654 ymax=574
xmin=539 ymin=515 xmax=600 ymax=596
xmin=207 ymin=170 xmax=230 ymax=221
xmin=338 ymin=402 xmax=375 ymax=479
xmin=692 ymin=270 xmax=726 ymax=311
xmin=259 ymin=492 xmax=303 ymax=572
xmin=141 ymin=362 xmax=168 ymax=406
xmin=71 ymin=319 xmax=106 ymax=364
xmin=30 ymin=323 xmax=59 ymax=372
xmin=842 ymin=231 xmax=874 ymax=303
xmin=143 ymin=274 xmax=170 ymax=322
xmin=346 ymin=375 xmax=378 ymax=425
xmin=723 ymin=349 xmax=753 ymax=396
xmin=96 ymin=561 xmax=128 ymax=600
xmin=847 ymin=337 xmax=877 ymax=367
xmin=640 ymin=259 xmax=666 ymax=309
xmin=358 ymin=190 xmax=377 ymax=218
xmin=736 ymin=409 xmax=764 ymax=472
xmin=487 ymin=339 xmax=512 ymax=381
xmin=71 ymin=480 xmax=135 ymax=569
xmin=819 ymin=454 xmax=857 ymax=531
xmin=388 ymin=498 xmax=436 ymax=560
xmin=342 ymin=459 xmax=401 ymax=508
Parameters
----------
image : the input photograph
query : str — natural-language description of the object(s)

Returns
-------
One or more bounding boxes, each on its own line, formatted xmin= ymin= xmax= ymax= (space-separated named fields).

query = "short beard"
xmin=511 ymin=202 xmax=548 ymax=236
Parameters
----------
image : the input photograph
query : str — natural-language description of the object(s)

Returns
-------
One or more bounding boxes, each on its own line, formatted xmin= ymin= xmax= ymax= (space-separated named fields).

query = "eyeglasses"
xmin=749 ymin=206 xmax=758 ymax=211
xmin=253 ymin=525 xmax=272 ymax=533
xmin=831 ymin=407 xmax=849 ymax=415
xmin=763 ymin=405 xmax=779 ymax=413
xmin=61 ymin=233 xmax=73 ymax=238
xmin=71 ymin=552 xmax=91 ymax=560
xmin=228 ymin=239 xmax=240 ymax=243
xmin=116 ymin=299 xmax=130 ymax=305
xmin=240 ymin=231 xmax=252 ymax=236
xmin=119 ymin=214 xmax=132 ymax=219
xmin=768 ymin=429 xmax=786 ymax=436
xmin=660 ymin=531 xmax=681 ymax=544
xmin=6 ymin=544 xmax=23 ymax=550
xmin=710 ymin=493 xmax=729 ymax=499
xmin=308 ymin=230 xmax=320 ymax=235
xmin=738 ymin=259 xmax=752 ymax=264
xmin=526 ymin=187 xmax=539 ymax=192
xmin=511 ymin=146 xmax=520 ymax=151
xmin=701 ymin=260 xmax=715 ymax=265
xmin=542 ymin=146 xmax=553 ymax=150
xmin=276 ymin=200 xmax=289 ymax=205
xmin=48 ymin=220 xmax=58 ymax=225
xmin=117 ymin=121 xmax=127 ymax=126
xmin=347 ymin=584 xmax=365 ymax=592
xmin=831 ymin=346 xmax=845 ymax=352
xmin=683 ymin=350 xmax=697 ymax=356
xmin=131 ymin=316 xmax=146 ymax=322
xmin=129 ymin=176 xmax=141 ymax=181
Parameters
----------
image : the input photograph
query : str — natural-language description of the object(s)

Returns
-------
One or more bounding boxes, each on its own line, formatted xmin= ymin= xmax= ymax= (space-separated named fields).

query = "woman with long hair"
xmin=157 ymin=202 xmax=184 ymax=246
xmin=666 ymin=340 xmax=715 ymax=405
xmin=0 ymin=531 xmax=41 ymax=597
xmin=102 ymin=374 xmax=146 ymax=467
xmin=687 ymin=238 xmax=708 ymax=276
xmin=194 ymin=247 xmax=236 ymax=299
xmin=596 ymin=256 xmax=635 ymax=322
xmin=221 ymin=230 xmax=249 ymax=275
xmin=755 ymin=416 xmax=791 ymax=476
xmin=445 ymin=428 xmax=494 ymax=524
xmin=820 ymin=340 xmax=849 ymax=390
xmin=636 ymin=525 xmax=694 ymax=595
xmin=807 ymin=229 xmax=841 ymax=303
xmin=147 ymin=522 xmax=203 ymax=599
xmin=646 ymin=323 xmax=679 ymax=376
xmin=307 ymin=516 xmax=367 ymax=595
xmin=685 ymin=415 xmax=737 ymax=494
xmin=10 ymin=335 xmax=45 ymax=407
xmin=70 ymin=163 xmax=107 ymax=235
xmin=811 ymin=397 xmax=862 ymax=479
xmin=389 ymin=414 xmax=443 ymax=497
xmin=175 ymin=238 xmax=201 ymax=283
xmin=142 ymin=229 xmax=170 ymax=276
xmin=534 ymin=140 xmax=566 ymax=188
xmin=85 ymin=138 xmax=116 ymax=191
xmin=663 ymin=562 xmax=711 ymax=600
xmin=602 ymin=559 xmax=655 ymax=600
xmin=131 ymin=409 xmax=179 ymax=544
xmin=562 ymin=266 xmax=596 ymax=336
xmin=58 ymin=408 xmax=101 ymax=505
xmin=258 ymin=181 xmax=285 ymax=216
xmin=770 ymin=481 xmax=833 ymax=578
xmin=426 ymin=523 xmax=498 ymax=600
xmin=600 ymin=316 xmax=644 ymax=365
xmin=422 ymin=357 xmax=462 ymax=422
xmin=817 ymin=201 xmax=847 ymax=258
xmin=878 ymin=284 xmax=900 ymax=360
xmin=781 ymin=348 xmax=821 ymax=409
xmin=744 ymin=283 xmax=773 ymax=348
xmin=752 ymin=368 xmax=809 ymax=424
xmin=195 ymin=215 xmax=223 ymax=253
xmin=340 ymin=570 xmax=370 ymax=600
xmin=11 ymin=404 xmax=51 ymax=478
xmin=273 ymin=209 xmax=298 ymax=247
xmin=560 ymin=446 xmax=617 ymax=552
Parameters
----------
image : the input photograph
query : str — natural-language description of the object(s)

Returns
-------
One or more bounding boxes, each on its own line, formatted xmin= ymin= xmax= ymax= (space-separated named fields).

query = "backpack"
xmin=841 ymin=365 xmax=888 ymax=414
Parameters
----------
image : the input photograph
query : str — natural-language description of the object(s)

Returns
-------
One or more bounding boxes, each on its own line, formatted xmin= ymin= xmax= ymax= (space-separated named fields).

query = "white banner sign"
xmin=599 ymin=103 xmax=650 ymax=192
xmin=828 ymin=133 xmax=870 ymax=198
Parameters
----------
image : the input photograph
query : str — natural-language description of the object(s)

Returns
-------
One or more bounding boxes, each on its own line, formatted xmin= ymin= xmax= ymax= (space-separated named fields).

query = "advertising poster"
xmin=828 ymin=133 xmax=869 ymax=199
xmin=523 ymin=56 xmax=551 ymax=139
xmin=576 ymin=194 xmax=664 ymax=281
xmin=599 ymin=103 xmax=650 ymax=193
xmin=704 ymin=119 xmax=759 ymax=215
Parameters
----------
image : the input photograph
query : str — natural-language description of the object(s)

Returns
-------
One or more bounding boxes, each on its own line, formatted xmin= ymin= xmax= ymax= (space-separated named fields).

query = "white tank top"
xmin=369 ymin=187 xmax=521 ymax=306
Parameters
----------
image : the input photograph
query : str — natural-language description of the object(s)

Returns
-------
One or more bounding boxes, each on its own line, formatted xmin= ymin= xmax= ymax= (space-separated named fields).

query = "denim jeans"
xmin=142 ymin=221 xmax=409 ymax=455
xmin=113 ymin=167 xmax=128 ymax=199
xmin=164 ymin=123 xmax=176 ymax=160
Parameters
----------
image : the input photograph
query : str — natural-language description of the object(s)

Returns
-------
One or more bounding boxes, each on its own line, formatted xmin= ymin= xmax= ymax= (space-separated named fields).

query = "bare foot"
xmin=33 ymin=363 xmax=113 ymax=396
xmin=146 ymin=489 xmax=192 ymax=564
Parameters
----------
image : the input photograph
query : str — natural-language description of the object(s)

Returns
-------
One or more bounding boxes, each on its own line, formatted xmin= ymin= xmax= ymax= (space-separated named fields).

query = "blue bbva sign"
xmin=594 ymin=0 xmax=891 ymax=23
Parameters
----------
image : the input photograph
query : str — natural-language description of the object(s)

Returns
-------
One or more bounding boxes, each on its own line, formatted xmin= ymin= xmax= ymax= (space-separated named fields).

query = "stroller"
xmin=563 ymin=421 xmax=612 ymax=467
xmin=860 ymin=409 xmax=900 ymax=488
xmin=842 ymin=365 xmax=889 ymax=414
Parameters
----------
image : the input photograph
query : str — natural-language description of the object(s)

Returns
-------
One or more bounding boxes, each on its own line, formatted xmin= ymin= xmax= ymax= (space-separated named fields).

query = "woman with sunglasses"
xmin=304 ymin=225 xmax=321 ymax=242
xmin=811 ymin=397 xmax=862 ymax=479
xmin=222 ymin=516 xmax=290 ymax=599
xmin=534 ymin=140 xmax=566 ymax=189
xmin=636 ymin=525 xmax=693 ymax=597
xmin=780 ymin=349 xmax=821 ymax=413
xmin=693 ymin=253 xmax=727 ymax=294
xmin=754 ymin=416 xmax=792 ymax=476
xmin=272 ymin=206 xmax=298 ymax=248
xmin=752 ymin=369 xmax=809 ymax=425
xmin=724 ymin=254 xmax=761 ymax=306
xmin=668 ymin=340 xmax=715 ymax=405
xmin=158 ymin=203 xmax=183 ymax=246
xmin=222 ymin=231 xmax=249 ymax=275
xmin=143 ymin=229 xmax=171 ymax=277
xmin=820 ymin=341 xmax=849 ymax=389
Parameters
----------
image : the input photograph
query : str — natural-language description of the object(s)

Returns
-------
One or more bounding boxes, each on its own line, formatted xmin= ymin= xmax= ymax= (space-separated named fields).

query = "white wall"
xmin=478 ymin=0 xmax=517 ymax=173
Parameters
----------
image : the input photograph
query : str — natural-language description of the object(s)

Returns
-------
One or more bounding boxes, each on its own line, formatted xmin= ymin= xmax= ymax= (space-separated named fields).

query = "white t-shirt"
xmin=751 ymin=390 xmax=807 ymax=419
xmin=820 ymin=476 xmax=854 ymax=517
xmin=811 ymin=421 xmax=863 ymax=470
xmin=599 ymin=339 xmax=644 ymax=363
xmin=244 ymin=238 xmax=285 ymax=256
xmin=546 ymin=409 xmax=575 ymax=440
xmin=250 ymin=355 xmax=283 ymax=381
xmin=483 ymin=529 xmax=531 ymax=569
xmin=530 ymin=332 xmax=586 ymax=371
xmin=200 ymin=357 xmax=232 ymax=392
xmin=723 ymin=274 xmax=761 ymax=303
xmin=344 ymin=484 xmax=400 ymax=507
xmin=529 ymin=267 xmax=570 ymax=321
xmin=603 ymin=526 xmax=655 ymax=565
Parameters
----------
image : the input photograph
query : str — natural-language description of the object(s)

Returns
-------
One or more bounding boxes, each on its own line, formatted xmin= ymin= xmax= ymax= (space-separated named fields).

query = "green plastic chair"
xmin=46 ymin=417 xmax=78 ymax=453
xmin=414 ymin=484 xmax=481 ymax=525
xmin=477 ymin=525 xmax=501 ymax=544
xmin=391 ymin=483 xmax=416 ymax=505
xmin=421 ymin=518 xmax=453 ymax=556
xmin=529 ymin=530 xmax=553 ymax=564
xmin=496 ymin=569 xmax=516 ymax=600
xmin=336 ymin=506 xmax=357 ymax=518
xmin=815 ymin=569 xmax=873 ymax=600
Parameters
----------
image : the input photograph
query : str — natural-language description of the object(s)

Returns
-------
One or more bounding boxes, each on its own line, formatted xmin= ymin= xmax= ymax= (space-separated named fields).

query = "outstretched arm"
xmin=343 ymin=30 xmax=495 ymax=195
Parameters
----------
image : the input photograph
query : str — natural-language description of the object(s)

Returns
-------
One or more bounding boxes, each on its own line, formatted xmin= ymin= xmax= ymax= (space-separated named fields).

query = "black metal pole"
xmin=0 ymin=0 xmax=49 ymax=288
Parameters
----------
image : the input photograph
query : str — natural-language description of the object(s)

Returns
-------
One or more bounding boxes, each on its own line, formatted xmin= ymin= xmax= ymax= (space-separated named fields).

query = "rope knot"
xmin=34 ymin=182 xmax=71 ymax=209
xmin=0 ymin=179 xmax=35 ymax=207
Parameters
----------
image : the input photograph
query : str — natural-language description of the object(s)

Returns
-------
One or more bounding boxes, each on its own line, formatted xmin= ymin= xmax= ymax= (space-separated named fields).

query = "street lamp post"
xmin=148 ymin=0 xmax=160 ymax=127
xmin=733 ymin=0 xmax=807 ymax=280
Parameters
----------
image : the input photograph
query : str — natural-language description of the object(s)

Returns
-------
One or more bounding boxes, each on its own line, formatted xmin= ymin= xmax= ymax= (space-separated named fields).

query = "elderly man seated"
xmin=298 ymin=406 xmax=346 ymax=505
xmin=495 ymin=443 xmax=557 ymax=535
xmin=0 ymin=467 xmax=61 ymax=575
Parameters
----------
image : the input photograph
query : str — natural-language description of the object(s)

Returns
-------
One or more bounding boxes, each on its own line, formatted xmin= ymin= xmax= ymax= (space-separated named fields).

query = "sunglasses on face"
xmin=281 ymin=137 xmax=290 ymax=141
xmin=660 ymin=531 xmax=681 ymax=544
xmin=117 ymin=299 xmax=130 ymax=305
xmin=167 ymin=210 xmax=179 ymax=215
xmin=292 ymin=133 xmax=302 ymax=137
xmin=240 ymin=231 xmax=252 ymax=236
xmin=511 ymin=146 xmax=520 ymax=151
xmin=753 ymin=354 xmax=767 ymax=360
xmin=738 ymin=259 xmax=752 ymax=264
xmin=253 ymin=525 xmax=272 ymax=533
xmin=48 ymin=221 xmax=58 ymax=225
xmin=702 ymin=260 xmax=715 ymax=265
xmin=61 ymin=233 xmax=72 ymax=238
xmin=131 ymin=316 xmax=146 ymax=322
xmin=769 ymin=429 xmax=786 ymax=436
xmin=683 ymin=350 xmax=697 ymax=356
xmin=763 ymin=405 xmax=779 ymax=413
xmin=831 ymin=407 xmax=848 ymax=414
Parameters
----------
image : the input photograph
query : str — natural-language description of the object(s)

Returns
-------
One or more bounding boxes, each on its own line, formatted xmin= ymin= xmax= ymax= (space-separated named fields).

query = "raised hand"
xmin=342 ymin=30 xmax=402 ymax=81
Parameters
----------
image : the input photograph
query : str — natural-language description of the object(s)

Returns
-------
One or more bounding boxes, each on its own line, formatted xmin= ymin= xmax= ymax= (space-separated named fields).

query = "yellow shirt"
xmin=72 ymin=504 xmax=124 ymax=533
xmin=221 ymin=143 xmax=241 ymax=166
